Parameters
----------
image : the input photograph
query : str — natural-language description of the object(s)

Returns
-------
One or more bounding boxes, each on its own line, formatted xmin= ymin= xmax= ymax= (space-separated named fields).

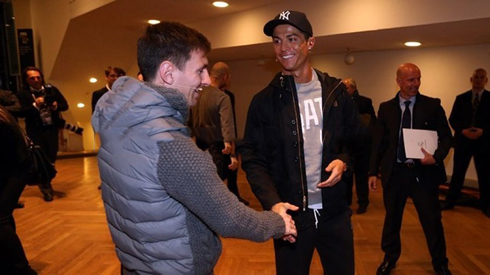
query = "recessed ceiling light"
xmin=213 ymin=1 xmax=229 ymax=8
xmin=404 ymin=41 xmax=421 ymax=47
xmin=148 ymin=19 xmax=160 ymax=25
xmin=77 ymin=103 xmax=85 ymax=108
xmin=89 ymin=77 xmax=97 ymax=83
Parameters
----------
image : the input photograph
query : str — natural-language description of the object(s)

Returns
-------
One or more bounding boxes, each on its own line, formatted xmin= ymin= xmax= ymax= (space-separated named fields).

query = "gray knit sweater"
xmin=92 ymin=76 xmax=285 ymax=274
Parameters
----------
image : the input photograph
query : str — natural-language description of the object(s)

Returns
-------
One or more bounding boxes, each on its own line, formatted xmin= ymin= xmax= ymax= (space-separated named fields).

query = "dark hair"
xmin=105 ymin=66 xmax=126 ymax=77
xmin=22 ymin=66 xmax=45 ymax=89
xmin=137 ymin=21 xmax=211 ymax=82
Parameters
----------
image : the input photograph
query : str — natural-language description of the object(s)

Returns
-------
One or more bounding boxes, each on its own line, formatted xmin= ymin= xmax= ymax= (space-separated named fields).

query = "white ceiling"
xmin=51 ymin=0 xmax=490 ymax=80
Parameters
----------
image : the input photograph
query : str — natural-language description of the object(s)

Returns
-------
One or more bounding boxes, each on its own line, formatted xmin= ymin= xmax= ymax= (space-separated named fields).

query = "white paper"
xmin=402 ymin=129 xmax=438 ymax=159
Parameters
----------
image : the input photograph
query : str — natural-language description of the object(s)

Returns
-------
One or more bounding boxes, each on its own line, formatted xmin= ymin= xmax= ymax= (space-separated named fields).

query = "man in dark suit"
xmin=369 ymin=63 xmax=453 ymax=275
xmin=17 ymin=67 xmax=69 ymax=202
xmin=441 ymin=68 xmax=490 ymax=217
xmin=343 ymin=78 xmax=376 ymax=214
xmin=91 ymin=66 xmax=126 ymax=113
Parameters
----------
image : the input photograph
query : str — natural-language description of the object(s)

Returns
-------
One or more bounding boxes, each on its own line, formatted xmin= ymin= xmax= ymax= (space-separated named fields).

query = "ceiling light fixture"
xmin=404 ymin=41 xmax=421 ymax=47
xmin=89 ymin=77 xmax=97 ymax=83
xmin=148 ymin=19 xmax=160 ymax=25
xmin=344 ymin=48 xmax=355 ymax=65
xmin=77 ymin=103 xmax=85 ymax=108
xmin=213 ymin=1 xmax=229 ymax=8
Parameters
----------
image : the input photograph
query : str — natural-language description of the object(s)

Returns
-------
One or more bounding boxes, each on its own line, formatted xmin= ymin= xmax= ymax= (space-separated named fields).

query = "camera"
xmin=44 ymin=83 xmax=55 ymax=107
xmin=39 ymin=83 xmax=54 ymax=126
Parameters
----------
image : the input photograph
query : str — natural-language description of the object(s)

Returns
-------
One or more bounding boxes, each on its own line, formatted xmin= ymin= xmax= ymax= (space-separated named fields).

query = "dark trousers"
xmin=382 ymin=164 xmax=448 ymax=269
xmin=345 ymin=148 xmax=370 ymax=207
xmin=207 ymin=143 xmax=229 ymax=181
xmin=226 ymin=167 xmax=240 ymax=197
xmin=274 ymin=209 xmax=354 ymax=275
xmin=446 ymin=140 xmax=490 ymax=210
xmin=0 ymin=173 xmax=37 ymax=274
xmin=27 ymin=128 xmax=58 ymax=194
xmin=207 ymin=143 xmax=242 ymax=198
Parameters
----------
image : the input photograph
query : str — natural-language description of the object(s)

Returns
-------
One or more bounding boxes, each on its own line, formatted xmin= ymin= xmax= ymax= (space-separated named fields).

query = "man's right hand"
xmin=271 ymin=202 xmax=299 ymax=243
xmin=368 ymin=176 xmax=378 ymax=192
xmin=222 ymin=142 xmax=232 ymax=154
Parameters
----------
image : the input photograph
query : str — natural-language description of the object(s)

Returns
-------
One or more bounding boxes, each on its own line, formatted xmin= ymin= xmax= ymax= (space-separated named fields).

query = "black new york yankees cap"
xmin=263 ymin=10 xmax=313 ymax=37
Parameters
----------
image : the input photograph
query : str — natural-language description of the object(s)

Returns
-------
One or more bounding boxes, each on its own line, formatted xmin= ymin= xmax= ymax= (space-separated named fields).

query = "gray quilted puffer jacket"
xmin=92 ymin=77 xmax=285 ymax=275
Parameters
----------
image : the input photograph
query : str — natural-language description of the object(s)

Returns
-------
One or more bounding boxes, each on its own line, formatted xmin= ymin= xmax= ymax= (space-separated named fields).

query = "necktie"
xmin=398 ymin=101 xmax=411 ymax=162
xmin=473 ymin=93 xmax=480 ymax=109
xmin=472 ymin=93 xmax=479 ymax=126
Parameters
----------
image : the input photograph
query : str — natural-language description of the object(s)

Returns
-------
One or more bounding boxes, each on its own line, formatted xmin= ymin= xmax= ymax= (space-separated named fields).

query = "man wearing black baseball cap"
xmin=240 ymin=10 xmax=360 ymax=275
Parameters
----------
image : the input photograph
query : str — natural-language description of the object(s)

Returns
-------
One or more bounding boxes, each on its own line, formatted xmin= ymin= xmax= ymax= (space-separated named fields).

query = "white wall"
xmin=226 ymin=43 xmax=490 ymax=182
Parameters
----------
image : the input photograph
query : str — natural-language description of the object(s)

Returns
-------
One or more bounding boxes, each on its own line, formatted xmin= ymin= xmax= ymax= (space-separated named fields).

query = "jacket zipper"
xmin=285 ymin=76 xmax=308 ymax=212
xmin=287 ymin=76 xmax=343 ymax=211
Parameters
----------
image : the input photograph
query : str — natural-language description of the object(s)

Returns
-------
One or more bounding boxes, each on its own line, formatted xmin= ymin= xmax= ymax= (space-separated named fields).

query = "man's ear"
xmin=307 ymin=37 xmax=315 ymax=50
xmin=158 ymin=61 xmax=174 ymax=85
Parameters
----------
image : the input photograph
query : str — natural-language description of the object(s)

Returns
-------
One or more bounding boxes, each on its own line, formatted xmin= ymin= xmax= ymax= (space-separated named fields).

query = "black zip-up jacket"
xmin=240 ymin=69 xmax=361 ymax=220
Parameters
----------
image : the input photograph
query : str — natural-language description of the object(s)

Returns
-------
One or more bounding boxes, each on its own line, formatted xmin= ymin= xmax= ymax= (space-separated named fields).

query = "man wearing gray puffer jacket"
xmin=92 ymin=22 xmax=298 ymax=275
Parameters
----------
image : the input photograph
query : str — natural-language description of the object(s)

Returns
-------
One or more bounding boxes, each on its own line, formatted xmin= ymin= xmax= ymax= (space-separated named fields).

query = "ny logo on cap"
xmin=279 ymin=11 xmax=290 ymax=20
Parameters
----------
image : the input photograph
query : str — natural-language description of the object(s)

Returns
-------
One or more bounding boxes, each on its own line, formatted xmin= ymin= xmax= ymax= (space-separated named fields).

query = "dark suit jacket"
xmin=91 ymin=86 xmax=109 ymax=113
xmin=352 ymin=90 xmax=376 ymax=128
xmin=370 ymin=92 xmax=453 ymax=189
xmin=449 ymin=89 xmax=490 ymax=149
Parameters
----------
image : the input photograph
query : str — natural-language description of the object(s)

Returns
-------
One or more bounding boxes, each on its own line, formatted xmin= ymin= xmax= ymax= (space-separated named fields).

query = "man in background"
xmin=0 ymin=89 xmax=27 ymax=209
xmin=441 ymin=68 xmax=490 ymax=217
xmin=369 ymin=63 xmax=452 ymax=275
xmin=190 ymin=62 xmax=249 ymax=205
xmin=91 ymin=66 xmax=126 ymax=113
xmin=343 ymin=78 xmax=376 ymax=214
xmin=0 ymin=105 xmax=37 ymax=274
xmin=0 ymin=88 xmax=21 ymax=116
xmin=17 ymin=67 xmax=69 ymax=202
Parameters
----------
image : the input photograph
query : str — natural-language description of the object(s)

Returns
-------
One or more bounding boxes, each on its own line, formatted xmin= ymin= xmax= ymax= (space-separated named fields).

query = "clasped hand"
xmin=463 ymin=127 xmax=483 ymax=139
xmin=271 ymin=202 xmax=299 ymax=243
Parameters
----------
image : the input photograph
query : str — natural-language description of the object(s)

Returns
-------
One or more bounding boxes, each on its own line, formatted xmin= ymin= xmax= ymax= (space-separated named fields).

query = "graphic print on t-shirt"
xmin=295 ymin=70 xmax=324 ymax=208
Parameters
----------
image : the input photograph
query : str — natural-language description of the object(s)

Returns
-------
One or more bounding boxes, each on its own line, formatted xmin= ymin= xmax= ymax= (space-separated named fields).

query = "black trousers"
xmin=274 ymin=209 xmax=354 ymax=275
xmin=446 ymin=139 xmax=490 ymax=210
xmin=345 ymin=147 xmax=370 ymax=207
xmin=0 ymin=173 xmax=37 ymax=274
xmin=27 ymin=128 xmax=58 ymax=194
xmin=207 ymin=143 xmax=242 ymax=197
xmin=381 ymin=164 xmax=448 ymax=269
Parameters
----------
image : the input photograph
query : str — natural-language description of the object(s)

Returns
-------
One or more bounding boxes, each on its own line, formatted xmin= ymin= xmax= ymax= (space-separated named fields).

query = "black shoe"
xmin=440 ymin=201 xmax=455 ymax=210
xmin=357 ymin=205 xmax=367 ymax=214
xmin=376 ymin=260 xmax=396 ymax=275
xmin=434 ymin=264 xmax=452 ymax=275
xmin=238 ymin=197 xmax=250 ymax=206
xmin=43 ymin=192 xmax=53 ymax=202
